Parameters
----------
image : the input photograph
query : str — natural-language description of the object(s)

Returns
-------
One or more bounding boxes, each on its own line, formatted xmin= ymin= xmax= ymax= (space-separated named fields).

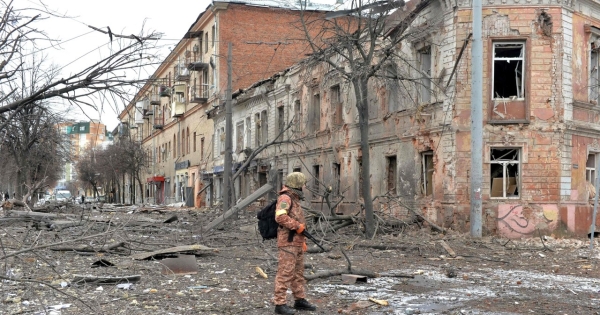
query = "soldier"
xmin=273 ymin=172 xmax=317 ymax=314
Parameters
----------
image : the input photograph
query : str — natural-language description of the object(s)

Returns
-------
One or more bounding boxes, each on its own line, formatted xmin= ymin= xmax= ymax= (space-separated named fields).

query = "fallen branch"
xmin=305 ymin=268 xmax=378 ymax=281
xmin=72 ymin=274 xmax=141 ymax=285
xmin=50 ymin=241 xmax=126 ymax=253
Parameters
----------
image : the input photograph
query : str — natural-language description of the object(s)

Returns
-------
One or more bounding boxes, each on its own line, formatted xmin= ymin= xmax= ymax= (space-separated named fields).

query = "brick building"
xmin=208 ymin=0 xmax=600 ymax=237
xmin=119 ymin=0 xmax=332 ymax=205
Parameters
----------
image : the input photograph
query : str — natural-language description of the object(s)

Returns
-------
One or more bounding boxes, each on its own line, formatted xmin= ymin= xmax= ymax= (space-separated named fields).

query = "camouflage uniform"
xmin=273 ymin=184 xmax=307 ymax=305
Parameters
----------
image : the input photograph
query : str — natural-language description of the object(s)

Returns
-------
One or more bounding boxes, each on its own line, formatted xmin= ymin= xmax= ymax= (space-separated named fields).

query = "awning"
xmin=147 ymin=176 xmax=165 ymax=183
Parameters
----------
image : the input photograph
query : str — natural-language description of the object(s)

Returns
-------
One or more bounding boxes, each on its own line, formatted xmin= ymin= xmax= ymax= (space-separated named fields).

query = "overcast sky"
xmin=21 ymin=0 xmax=213 ymax=130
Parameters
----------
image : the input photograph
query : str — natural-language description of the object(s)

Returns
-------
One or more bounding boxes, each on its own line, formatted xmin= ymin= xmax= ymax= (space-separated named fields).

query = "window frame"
xmin=487 ymin=37 xmax=531 ymax=124
xmin=589 ymin=27 xmax=600 ymax=104
xmin=418 ymin=47 xmax=432 ymax=105
xmin=421 ymin=151 xmax=433 ymax=196
xmin=489 ymin=147 xmax=521 ymax=199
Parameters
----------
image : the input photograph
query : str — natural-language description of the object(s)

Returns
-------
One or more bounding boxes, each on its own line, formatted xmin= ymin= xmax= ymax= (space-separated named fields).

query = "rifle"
xmin=288 ymin=229 xmax=326 ymax=252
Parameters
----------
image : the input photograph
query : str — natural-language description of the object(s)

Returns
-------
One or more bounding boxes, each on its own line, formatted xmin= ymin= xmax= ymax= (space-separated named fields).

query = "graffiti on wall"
xmin=497 ymin=204 xmax=559 ymax=238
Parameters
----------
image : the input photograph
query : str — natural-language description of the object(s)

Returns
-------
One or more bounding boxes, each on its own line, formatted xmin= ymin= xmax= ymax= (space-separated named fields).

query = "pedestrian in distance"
xmin=4 ymin=191 xmax=9 ymax=201
xmin=273 ymin=172 xmax=317 ymax=315
xmin=81 ymin=194 xmax=84 ymax=205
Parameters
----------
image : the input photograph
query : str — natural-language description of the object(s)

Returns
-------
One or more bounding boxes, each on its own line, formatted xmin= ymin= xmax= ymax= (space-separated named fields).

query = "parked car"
xmin=97 ymin=195 xmax=106 ymax=202
xmin=55 ymin=190 xmax=72 ymax=203
xmin=84 ymin=196 xmax=96 ymax=204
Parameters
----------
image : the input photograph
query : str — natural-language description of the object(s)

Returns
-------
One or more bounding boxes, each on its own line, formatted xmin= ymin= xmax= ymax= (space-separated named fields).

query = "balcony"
xmin=153 ymin=115 xmax=164 ymax=130
xmin=175 ymin=63 xmax=190 ymax=82
xmin=190 ymin=83 xmax=209 ymax=104
xmin=171 ymin=84 xmax=186 ymax=117
xmin=159 ymin=85 xmax=171 ymax=97
xmin=187 ymin=56 xmax=209 ymax=71
xmin=143 ymin=109 xmax=154 ymax=117
xmin=149 ymin=93 xmax=160 ymax=105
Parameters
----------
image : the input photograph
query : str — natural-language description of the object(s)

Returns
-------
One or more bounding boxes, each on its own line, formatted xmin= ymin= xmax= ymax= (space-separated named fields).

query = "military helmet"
xmin=286 ymin=172 xmax=307 ymax=189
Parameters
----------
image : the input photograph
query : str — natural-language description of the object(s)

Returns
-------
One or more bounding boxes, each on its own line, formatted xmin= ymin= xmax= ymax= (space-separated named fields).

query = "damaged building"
xmin=118 ymin=1 xmax=333 ymax=206
xmin=208 ymin=0 xmax=600 ymax=237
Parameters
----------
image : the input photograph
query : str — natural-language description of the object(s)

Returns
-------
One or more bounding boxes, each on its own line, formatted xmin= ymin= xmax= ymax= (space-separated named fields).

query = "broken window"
xmin=245 ymin=117 xmax=251 ymax=148
xmin=386 ymin=65 xmax=401 ymax=112
xmin=493 ymin=42 xmax=525 ymax=100
xmin=277 ymin=106 xmax=285 ymax=134
xmin=422 ymin=151 xmax=433 ymax=196
xmin=258 ymin=171 xmax=268 ymax=188
xmin=332 ymin=162 xmax=341 ymax=196
xmin=261 ymin=110 xmax=268 ymax=143
xmin=590 ymin=36 xmax=600 ymax=104
xmin=587 ymin=153 xmax=598 ymax=185
xmin=418 ymin=48 xmax=432 ymax=104
xmin=387 ymin=156 xmax=397 ymax=195
xmin=313 ymin=165 xmax=320 ymax=195
xmin=294 ymin=100 xmax=302 ymax=132
xmin=331 ymin=85 xmax=343 ymax=125
xmin=255 ymin=113 xmax=261 ymax=147
xmin=236 ymin=121 xmax=244 ymax=153
xmin=490 ymin=148 xmax=520 ymax=198
xmin=311 ymin=93 xmax=321 ymax=132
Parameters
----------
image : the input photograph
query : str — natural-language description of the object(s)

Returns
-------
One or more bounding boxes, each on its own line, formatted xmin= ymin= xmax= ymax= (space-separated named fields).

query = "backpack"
xmin=257 ymin=199 xmax=279 ymax=240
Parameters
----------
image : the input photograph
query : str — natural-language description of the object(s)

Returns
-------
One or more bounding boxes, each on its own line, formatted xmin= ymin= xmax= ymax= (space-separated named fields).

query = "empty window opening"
xmin=255 ymin=113 xmax=262 ymax=147
xmin=331 ymin=85 xmax=343 ymax=125
xmin=293 ymin=167 xmax=301 ymax=173
xmin=258 ymin=171 xmax=268 ymax=188
xmin=278 ymin=106 xmax=285 ymax=134
xmin=418 ymin=48 xmax=432 ymax=104
xmin=493 ymin=43 xmax=525 ymax=100
xmin=245 ymin=117 xmax=251 ymax=148
xmin=311 ymin=93 xmax=321 ymax=132
xmin=294 ymin=100 xmax=302 ymax=132
xmin=490 ymin=148 xmax=520 ymax=198
xmin=313 ymin=165 xmax=320 ymax=195
xmin=261 ymin=110 xmax=268 ymax=143
xmin=332 ymin=162 xmax=341 ymax=196
xmin=422 ymin=151 xmax=433 ymax=196
xmin=386 ymin=156 xmax=397 ymax=195
xmin=386 ymin=65 xmax=401 ymax=112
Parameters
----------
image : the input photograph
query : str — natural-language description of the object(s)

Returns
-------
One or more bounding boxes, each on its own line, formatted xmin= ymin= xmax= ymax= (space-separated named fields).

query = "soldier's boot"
xmin=293 ymin=299 xmax=317 ymax=311
xmin=274 ymin=304 xmax=296 ymax=315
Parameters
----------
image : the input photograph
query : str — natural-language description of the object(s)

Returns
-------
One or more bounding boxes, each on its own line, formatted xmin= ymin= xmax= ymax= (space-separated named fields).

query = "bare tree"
xmin=297 ymin=0 xmax=434 ymax=237
xmin=0 ymin=0 xmax=162 ymax=131
xmin=0 ymin=105 xmax=67 ymax=204
xmin=75 ymin=152 xmax=103 ymax=198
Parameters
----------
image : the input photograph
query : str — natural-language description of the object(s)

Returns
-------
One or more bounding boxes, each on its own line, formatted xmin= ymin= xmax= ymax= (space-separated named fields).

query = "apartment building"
xmin=119 ymin=0 xmax=332 ymax=206
xmin=209 ymin=0 xmax=600 ymax=237
xmin=57 ymin=120 xmax=113 ymax=193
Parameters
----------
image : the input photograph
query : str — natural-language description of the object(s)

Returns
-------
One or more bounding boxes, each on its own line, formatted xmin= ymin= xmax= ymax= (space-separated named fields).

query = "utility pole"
xmin=223 ymin=43 xmax=233 ymax=214
xmin=470 ymin=0 xmax=483 ymax=237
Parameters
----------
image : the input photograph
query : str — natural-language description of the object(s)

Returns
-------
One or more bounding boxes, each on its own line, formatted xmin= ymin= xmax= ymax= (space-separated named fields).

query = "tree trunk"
xmin=353 ymin=76 xmax=375 ymax=238
xmin=136 ymin=172 xmax=144 ymax=205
